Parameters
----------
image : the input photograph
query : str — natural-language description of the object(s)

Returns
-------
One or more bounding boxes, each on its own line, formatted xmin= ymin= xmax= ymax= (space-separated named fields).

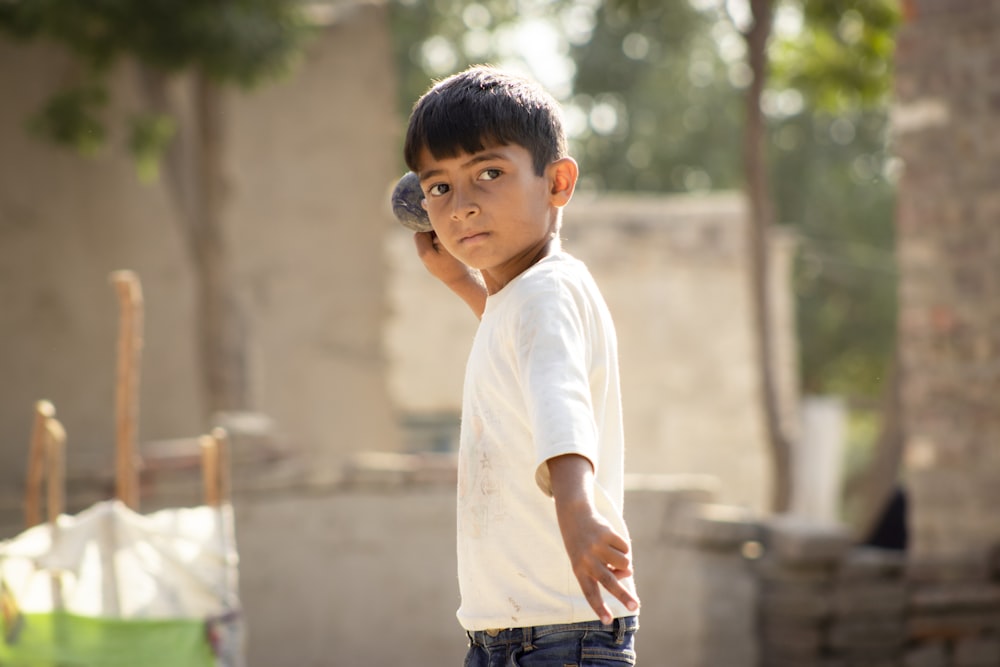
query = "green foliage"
xmin=26 ymin=79 xmax=108 ymax=155
xmin=0 ymin=0 xmax=312 ymax=85
xmin=389 ymin=0 xmax=555 ymax=121
xmin=129 ymin=113 xmax=177 ymax=183
xmin=770 ymin=110 xmax=897 ymax=395
xmin=0 ymin=0 xmax=314 ymax=170
xmin=570 ymin=1 xmax=744 ymax=192
xmin=771 ymin=0 xmax=901 ymax=112
xmin=563 ymin=0 xmax=901 ymax=399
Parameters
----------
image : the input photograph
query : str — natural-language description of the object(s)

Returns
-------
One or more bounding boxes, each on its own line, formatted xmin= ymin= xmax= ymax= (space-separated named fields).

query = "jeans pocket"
xmin=580 ymin=630 xmax=636 ymax=666
xmin=510 ymin=630 xmax=580 ymax=667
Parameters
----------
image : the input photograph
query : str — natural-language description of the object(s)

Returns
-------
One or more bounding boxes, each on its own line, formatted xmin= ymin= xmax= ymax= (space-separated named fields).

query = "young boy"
xmin=404 ymin=65 xmax=640 ymax=666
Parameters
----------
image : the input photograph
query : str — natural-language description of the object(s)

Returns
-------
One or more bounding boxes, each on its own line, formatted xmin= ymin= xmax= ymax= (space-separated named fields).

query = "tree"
xmin=569 ymin=0 xmax=898 ymax=513
xmin=0 ymin=1 xmax=314 ymax=418
xmin=569 ymin=0 xmax=743 ymax=192
xmin=768 ymin=0 xmax=901 ymax=534
xmin=739 ymin=0 xmax=795 ymax=513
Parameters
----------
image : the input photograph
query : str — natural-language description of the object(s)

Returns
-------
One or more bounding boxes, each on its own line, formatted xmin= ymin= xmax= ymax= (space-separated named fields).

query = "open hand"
xmin=547 ymin=454 xmax=640 ymax=624
xmin=561 ymin=504 xmax=639 ymax=624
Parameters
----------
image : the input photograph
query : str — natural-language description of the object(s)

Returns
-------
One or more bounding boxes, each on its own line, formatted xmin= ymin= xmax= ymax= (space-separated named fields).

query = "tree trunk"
xmin=190 ymin=72 xmax=249 ymax=415
xmin=743 ymin=0 xmax=793 ymax=513
xmin=139 ymin=67 xmax=250 ymax=419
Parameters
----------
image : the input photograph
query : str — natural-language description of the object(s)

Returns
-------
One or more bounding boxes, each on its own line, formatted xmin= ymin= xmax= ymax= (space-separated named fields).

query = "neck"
xmin=484 ymin=236 xmax=560 ymax=294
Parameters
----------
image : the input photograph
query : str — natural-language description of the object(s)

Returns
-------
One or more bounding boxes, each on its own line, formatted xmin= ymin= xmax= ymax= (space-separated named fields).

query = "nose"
xmin=449 ymin=187 xmax=480 ymax=221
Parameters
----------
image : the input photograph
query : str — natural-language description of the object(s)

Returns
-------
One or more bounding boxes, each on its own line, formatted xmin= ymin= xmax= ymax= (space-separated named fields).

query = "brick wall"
xmin=743 ymin=4 xmax=1000 ymax=664
xmin=894 ymin=1 xmax=1000 ymax=565
xmin=753 ymin=520 xmax=1000 ymax=667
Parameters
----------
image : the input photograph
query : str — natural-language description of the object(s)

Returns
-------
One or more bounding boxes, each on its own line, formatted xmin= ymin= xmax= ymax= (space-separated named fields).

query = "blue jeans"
xmin=464 ymin=616 xmax=638 ymax=666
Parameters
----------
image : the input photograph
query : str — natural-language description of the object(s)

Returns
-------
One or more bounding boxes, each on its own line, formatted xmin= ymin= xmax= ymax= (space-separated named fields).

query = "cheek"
xmin=430 ymin=226 xmax=461 ymax=255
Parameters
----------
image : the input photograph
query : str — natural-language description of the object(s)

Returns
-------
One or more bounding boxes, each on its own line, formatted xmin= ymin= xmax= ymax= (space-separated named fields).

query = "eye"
xmin=427 ymin=182 xmax=450 ymax=196
xmin=479 ymin=168 xmax=502 ymax=181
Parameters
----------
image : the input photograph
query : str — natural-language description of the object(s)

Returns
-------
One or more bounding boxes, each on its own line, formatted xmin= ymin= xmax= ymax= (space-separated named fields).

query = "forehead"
xmin=416 ymin=142 xmax=531 ymax=177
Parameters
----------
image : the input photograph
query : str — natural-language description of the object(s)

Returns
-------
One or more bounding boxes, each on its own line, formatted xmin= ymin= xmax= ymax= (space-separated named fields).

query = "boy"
xmin=404 ymin=65 xmax=640 ymax=666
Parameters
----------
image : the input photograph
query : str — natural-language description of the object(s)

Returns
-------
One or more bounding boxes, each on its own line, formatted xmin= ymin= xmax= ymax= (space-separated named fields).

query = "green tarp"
xmin=1 ymin=611 xmax=215 ymax=666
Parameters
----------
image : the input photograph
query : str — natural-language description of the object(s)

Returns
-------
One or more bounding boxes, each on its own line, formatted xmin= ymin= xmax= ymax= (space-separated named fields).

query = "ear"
xmin=547 ymin=157 xmax=578 ymax=208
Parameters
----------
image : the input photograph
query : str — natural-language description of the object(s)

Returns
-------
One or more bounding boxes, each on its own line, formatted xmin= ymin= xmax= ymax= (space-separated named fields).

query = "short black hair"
xmin=404 ymin=65 xmax=566 ymax=177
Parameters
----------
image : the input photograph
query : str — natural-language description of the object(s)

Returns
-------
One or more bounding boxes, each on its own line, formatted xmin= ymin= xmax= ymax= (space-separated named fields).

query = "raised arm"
xmin=547 ymin=453 xmax=640 ymax=624
xmin=414 ymin=231 xmax=489 ymax=318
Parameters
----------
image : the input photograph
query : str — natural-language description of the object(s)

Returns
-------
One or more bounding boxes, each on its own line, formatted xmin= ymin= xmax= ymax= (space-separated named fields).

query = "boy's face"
xmin=416 ymin=143 xmax=577 ymax=290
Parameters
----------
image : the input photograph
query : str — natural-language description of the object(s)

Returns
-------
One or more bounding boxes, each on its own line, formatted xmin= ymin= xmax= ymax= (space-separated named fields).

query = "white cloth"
xmin=456 ymin=252 xmax=636 ymax=631
xmin=0 ymin=499 xmax=240 ymax=619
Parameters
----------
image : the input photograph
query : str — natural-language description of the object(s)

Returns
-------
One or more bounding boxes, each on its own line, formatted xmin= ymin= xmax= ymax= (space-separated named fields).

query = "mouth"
xmin=459 ymin=231 xmax=490 ymax=245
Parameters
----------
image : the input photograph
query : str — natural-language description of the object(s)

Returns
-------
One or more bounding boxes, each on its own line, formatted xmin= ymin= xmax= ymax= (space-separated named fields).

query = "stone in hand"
xmin=391 ymin=171 xmax=432 ymax=232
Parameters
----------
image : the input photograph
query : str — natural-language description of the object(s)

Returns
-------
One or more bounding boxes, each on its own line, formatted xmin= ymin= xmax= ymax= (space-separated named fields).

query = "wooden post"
xmin=45 ymin=417 xmax=67 ymax=614
xmin=200 ymin=427 xmax=231 ymax=506
xmin=110 ymin=271 xmax=144 ymax=510
xmin=45 ymin=418 xmax=66 ymax=526
xmin=200 ymin=434 xmax=220 ymax=507
xmin=25 ymin=400 xmax=55 ymax=528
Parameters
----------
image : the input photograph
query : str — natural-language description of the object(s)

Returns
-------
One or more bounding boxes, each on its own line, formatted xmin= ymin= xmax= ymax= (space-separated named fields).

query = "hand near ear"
xmin=414 ymin=231 xmax=490 ymax=318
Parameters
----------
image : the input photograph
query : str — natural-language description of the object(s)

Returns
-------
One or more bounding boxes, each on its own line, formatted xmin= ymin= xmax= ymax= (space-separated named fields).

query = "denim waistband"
xmin=467 ymin=616 xmax=639 ymax=648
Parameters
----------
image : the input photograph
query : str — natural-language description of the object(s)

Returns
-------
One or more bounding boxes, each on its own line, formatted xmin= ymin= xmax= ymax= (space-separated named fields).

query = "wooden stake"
xmin=200 ymin=427 xmax=231 ymax=506
xmin=45 ymin=418 xmax=66 ymax=526
xmin=110 ymin=271 xmax=144 ymax=510
xmin=25 ymin=400 xmax=55 ymax=528
xmin=200 ymin=434 xmax=220 ymax=507
xmin=212 ymin=427 xmax=231 ymax=505
xmin=45 ymin=417 xmax=67 ymax=614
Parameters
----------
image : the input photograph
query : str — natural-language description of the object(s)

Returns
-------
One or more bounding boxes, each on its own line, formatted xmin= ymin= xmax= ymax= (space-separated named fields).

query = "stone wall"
xmin=753 ymin=519 xmax=1000 ymax=667
xmin=893 ymin=1 xmax=1000 ymax=565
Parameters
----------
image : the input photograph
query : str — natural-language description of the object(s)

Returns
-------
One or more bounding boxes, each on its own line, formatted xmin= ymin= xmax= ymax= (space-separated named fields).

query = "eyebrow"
xmin=419 ymin=152 xmax=509 ymax=182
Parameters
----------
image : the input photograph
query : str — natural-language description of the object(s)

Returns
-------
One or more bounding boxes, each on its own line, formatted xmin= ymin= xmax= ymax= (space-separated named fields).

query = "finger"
xmin=604 ymin=529 xmax=631 ymax=555
xmin=413 ymin=231 xmax=444 ymax=262
xmin=596 ymin=534 xmax=632 ymax=576
xmin=413 ymin=230 xmax=434 ymax=253
xmin=598 ymin=570 xmax=640 ymax=613
xmin=579 ymin=575 xmax=613 ymax=625
xmin=602 ymin=545 xmax=632 ymax=573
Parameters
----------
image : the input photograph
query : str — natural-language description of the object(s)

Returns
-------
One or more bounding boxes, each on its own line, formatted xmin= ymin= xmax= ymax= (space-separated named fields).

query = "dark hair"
xmin=403 ymin=65 xmax=566 ymax=177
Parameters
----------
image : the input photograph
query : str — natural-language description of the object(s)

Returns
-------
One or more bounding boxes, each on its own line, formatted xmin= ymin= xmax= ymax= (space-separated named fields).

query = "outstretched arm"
xmin=414 ymin=231 xmax=488 ymax=318
xmin=547 ymin=453 xmax=640 ymax=624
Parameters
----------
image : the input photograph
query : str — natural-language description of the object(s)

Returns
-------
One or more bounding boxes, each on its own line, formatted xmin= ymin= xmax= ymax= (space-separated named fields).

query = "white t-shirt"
xmin=456 ymin=251 xmax=636 ymax=631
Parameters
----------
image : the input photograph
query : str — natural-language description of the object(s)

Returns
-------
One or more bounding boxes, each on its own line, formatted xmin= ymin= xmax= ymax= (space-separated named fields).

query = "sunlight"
xmin=421 ymin=35 xmax=458 ymax=76
xmin=498 ymin=17 xmax=576 ymax=99
xmin=774 ymin=2 xmax=804 ymax=38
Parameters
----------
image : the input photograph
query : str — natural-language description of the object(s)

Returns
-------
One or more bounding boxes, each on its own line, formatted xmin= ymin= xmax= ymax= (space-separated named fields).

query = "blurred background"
xmin=1 ymin=0 xmax=997 ymax=665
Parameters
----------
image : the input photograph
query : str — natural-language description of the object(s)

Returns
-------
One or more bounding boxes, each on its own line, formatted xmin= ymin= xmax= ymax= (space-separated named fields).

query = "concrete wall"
xmin=0 ymin=8 xmax=411 ymax=662
xmin=387 ymin=191 xmax=799 ymax=512
xmin=0 ymin=2 xmax=402 ymax=515
xmin=230 ymin=474 xmax=758 ymax=667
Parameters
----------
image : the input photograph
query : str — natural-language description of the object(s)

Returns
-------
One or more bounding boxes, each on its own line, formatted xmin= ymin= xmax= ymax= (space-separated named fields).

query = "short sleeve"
xmin=512 ymin=278 xmax=599 ymax=496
